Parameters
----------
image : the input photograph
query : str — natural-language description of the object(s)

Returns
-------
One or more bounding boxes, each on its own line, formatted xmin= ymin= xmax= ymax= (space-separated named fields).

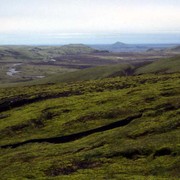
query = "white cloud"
xmin=0 ymin=0 xmax=179 ymax=44
xmin=0 ymin=0 xmax=179 ymax=34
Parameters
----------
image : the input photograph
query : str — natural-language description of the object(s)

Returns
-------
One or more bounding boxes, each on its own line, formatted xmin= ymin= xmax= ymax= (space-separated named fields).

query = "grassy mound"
xmin=0 ymin=73 xmax=180 ymax=179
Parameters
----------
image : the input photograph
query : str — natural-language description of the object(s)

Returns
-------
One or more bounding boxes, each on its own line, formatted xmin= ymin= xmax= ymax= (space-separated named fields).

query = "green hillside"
xmin=34 ymin=63 xmax=133 ymax=84
xmin=135 ymin=56 xmax=180 ymax=74
xmin=0 ymin=44 xmax=98 ymax=85
xmin=0 ymin=73 xmax=180 ymax=179
xmin=0 ymin=44 xmax=95 ymax=61
xmin=35 ymin=55 xmax=180 ymax=84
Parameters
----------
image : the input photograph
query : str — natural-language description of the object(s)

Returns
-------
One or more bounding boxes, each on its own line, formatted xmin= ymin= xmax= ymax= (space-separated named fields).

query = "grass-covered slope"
xmin=0 ymin=74 xmax=180 ymax=179
xmin=34 ymin=63 xmax=133 ymax=84
xmin=135 ymin=56 xmax=180 ymax=74
xmin=40 ymin=55 xmax=180 ymax=84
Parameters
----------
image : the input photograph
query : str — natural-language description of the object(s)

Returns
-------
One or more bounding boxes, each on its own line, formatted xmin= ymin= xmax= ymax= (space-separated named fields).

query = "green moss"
xmin=135 ymin=56 xmax=180 ymax=74
xmin=0 ymin=73 xmax=180 ymax=179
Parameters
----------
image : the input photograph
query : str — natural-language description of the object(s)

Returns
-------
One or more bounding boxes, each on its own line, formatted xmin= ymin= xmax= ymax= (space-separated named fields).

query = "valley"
xmin=0 ymin=43 xmax=179 ymax=86
xmin=0 ymin=43 xmax=180 ymax=179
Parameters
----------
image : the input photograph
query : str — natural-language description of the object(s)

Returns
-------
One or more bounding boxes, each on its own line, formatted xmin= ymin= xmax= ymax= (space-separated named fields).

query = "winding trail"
xmin=0 ymin=113 xmax=142 ymax=149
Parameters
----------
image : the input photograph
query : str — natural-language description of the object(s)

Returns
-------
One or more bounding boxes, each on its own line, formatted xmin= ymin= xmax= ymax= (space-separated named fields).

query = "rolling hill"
xmin=90 ymin=42 xmax=177 ymax=53
xmin=169 ymin=46 xmax=180 ymax=53
xmin=32 ymin=63 xmax=134 ymax=84
xmin=32 ymin=56 xmax=180 ymax=84
xmin=0 ymin=44 xmax=95 ymax=62
xmin=1 ymin=55 xmax=180 ymax=87
xmin=135 ymin=56 xmax=180 ymax=74
xmin=147 ymin=45 xmax=180 ymax=54
xmin=0 ymin=73 xmax=179 ymax=179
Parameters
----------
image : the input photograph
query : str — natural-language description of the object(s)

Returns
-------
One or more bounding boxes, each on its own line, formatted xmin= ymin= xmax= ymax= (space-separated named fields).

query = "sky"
xmin=0 ymin=0 xmax=180 ymax=44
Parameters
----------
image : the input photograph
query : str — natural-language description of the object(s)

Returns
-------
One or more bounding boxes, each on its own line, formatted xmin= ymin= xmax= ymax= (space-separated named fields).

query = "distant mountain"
xmin=90 ymin=43 xmax=178 ymax=53
xmin=112 ymin=42 xmax=126 ymax=47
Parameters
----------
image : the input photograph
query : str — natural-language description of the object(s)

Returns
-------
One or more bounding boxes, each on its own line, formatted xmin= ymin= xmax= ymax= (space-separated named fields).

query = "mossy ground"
xmin=0 ymin=74 xmax=180 ymax=179
xmin=135 ymin=56 xmax=180 ymax=74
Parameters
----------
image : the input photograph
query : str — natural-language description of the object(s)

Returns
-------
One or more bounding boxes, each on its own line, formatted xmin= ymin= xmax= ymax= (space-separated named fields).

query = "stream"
xmin=6 ymin=63 xmax=45 ymax=79
xmin=6 ymin=63 xmax=22 ymax=76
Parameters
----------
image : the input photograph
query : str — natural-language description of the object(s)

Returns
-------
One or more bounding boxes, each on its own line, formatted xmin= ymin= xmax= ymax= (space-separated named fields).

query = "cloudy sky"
xmin=0 ymin=0 xmax=180 ymax=44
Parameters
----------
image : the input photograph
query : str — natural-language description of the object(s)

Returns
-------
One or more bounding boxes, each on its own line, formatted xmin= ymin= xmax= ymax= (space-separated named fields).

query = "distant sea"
xmin=0 ymin=33 xmax=180 ymax=45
